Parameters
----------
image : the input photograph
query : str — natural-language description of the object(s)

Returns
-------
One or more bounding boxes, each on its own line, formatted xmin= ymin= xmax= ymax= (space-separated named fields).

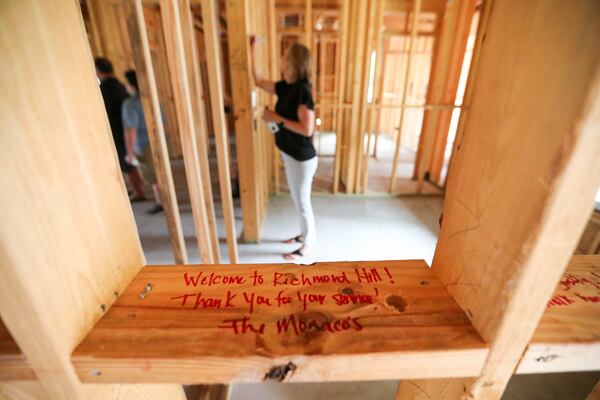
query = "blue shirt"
xmin=121 ymin=94 xmax=149 ymax=154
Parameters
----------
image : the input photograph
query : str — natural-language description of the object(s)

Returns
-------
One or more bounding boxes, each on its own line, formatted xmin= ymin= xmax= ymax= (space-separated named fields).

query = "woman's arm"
xmin=264 ymin=105 xmax=315 ymax=137
xmin=250 ymin=36 xmax=275 ymax=94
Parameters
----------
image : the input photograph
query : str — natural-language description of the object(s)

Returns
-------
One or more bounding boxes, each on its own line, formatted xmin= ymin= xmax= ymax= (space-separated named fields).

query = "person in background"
xmin=122 ymin=70 xmax=163 ymax=215
xmin=94 ymin=57 xmax=145 ymax=201
xmin=250 ymin=38 xmax=317 ymax=260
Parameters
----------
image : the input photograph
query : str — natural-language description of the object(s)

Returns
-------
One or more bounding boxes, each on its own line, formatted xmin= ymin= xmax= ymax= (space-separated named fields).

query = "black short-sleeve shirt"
xmin=274 ymin=79 xmax=316 ymax=161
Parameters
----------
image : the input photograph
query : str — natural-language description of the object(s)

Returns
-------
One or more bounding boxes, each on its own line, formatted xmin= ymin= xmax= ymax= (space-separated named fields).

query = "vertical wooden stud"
xmin=398 ymin=0 xmax=600 ymax=397
xmin=126 ymin=0 xmax=189 ymax=264
xmin=388 ymin=0 xmax=421 ymax=193
xmin=201 ymin=0 xmax=239 ymax=263
xmin=332 ymin=0 xmax=350 ymax=193
xmin=0 ymin=0 xmax=185 ymax=398
xmin=180 ymin=0 xmax=222 ymax=262
xmin=225 ymin=0 xmax=262 ymax=243
xmin=158 ymin=0 xmax=217 ymax=264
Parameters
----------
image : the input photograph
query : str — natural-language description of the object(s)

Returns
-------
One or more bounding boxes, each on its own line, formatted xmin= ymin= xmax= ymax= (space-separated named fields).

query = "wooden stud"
xmin=180 ymin=0 xmax=222 ymax=262
xmin=332 ymin=0 xmax=350 ymax=194
xmin=360 ymin=0 xmax=385 ymax=193
xmin=225 ymin=0 xmax=261 ymax=243
xmin=201 ymin=0 xmax=239 ymax=263
xmin=344 ymin=0 xmax=369 ymax=193
xmin=85 ymin=0 xmax=105 ymax=57
xmin=0 ymin=0 xmax=185 ymax=397
xmin=354 ymin=0 xmax=378 ymax=193
xmin=442 ymin=0 xmax=492 ymax=188
xmin=516 ymin=255 xmax=600 ymax=375
xmin=413 ymin=0 xmax=476 ymax=191
xmin=73 ymin=260 xmax=488 ymax=383
xmin=304 ymin=0 xmax=312 ymax=49
xmin=159 ymin=0 xmax=217 ymax=264
xmin=398 ymin=0 xmax=600 ymax=397
xmin=126 ymin=0 xmax=189 ymax=264
xmin=267 ymin=0 xmax=280 ymax=196
xmin=388 ymin=0 xmax=421 ymax=193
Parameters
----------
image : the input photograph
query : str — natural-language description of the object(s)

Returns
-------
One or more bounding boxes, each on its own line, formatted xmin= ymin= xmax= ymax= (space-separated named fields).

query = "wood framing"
xmin=413 ymin=0 xmax=476 ymax=189
xmin=180 ymin=0 xmax=222 ymax=262
xmin=332 ymin=0 xmax=350 ymax=194
xmin=125 ymin=0 xmax=189 ymax=264
xmin=0 ymin=0 xmax=185 ymax=397
xmin=73 ymin=260 xmax=487 ymax=383
xmin=388 ymin=0 xmax=421 ymax=193
xmin=158 ymin=0 xmax=216 ymax=263
xmin=225 ymin=0 xmax=262 ymax=243
xmin=200 ymin=0 xmax=239 ymax=263
xmin=516 ymin=255 xmax=600 ymax=374
xmin=398 ymin=0 xmax=600 ymax=397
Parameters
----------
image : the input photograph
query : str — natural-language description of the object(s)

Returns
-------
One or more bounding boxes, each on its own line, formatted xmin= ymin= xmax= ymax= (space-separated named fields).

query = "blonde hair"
xmin=285 ymin=43 xmax=312 ymax=84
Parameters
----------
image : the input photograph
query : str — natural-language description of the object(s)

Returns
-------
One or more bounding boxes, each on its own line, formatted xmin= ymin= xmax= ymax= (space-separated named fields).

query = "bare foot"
xmin=283 ymin=235 xmax=303 ymax=244
xmin=283 ymin=245 xmax=310 ymax=261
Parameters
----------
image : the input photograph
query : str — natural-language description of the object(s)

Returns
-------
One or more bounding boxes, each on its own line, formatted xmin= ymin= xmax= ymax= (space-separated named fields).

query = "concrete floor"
xmin=132 ymin=195 xmax=599 ymax=400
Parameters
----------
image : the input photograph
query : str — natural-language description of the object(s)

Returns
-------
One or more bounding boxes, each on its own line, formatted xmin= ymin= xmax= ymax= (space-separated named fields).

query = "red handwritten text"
xmin=331 ymin=292 xmax=373 ymax=306
xmin=547 ymin=294 xmax=575 ymax=308
xmin=296 ymin=292 xmax=327 ymax=311
xmin=218 ymin=317 xmax=265 ymax=335
xmin=171 ymin=291 xmax=236 ymax=309
xmin=243 ymin=291 xmax=273 ymax=313
xmin=273 ymin=271 xmax=350 ymax=287
xmin=183 ymin=272 xmax=246 ymax=287
xmin=276 ymin=314 xmax=363 ymax=335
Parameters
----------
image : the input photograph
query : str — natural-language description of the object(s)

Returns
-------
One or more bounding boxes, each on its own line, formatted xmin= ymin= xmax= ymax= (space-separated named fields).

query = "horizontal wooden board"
xmin=72 ymin=260 xmax=488 ymax=383
xmin=0 ymin=320 xmax=36 ymax=381
xmin=517 ymin=255 xmax=600 ymax=374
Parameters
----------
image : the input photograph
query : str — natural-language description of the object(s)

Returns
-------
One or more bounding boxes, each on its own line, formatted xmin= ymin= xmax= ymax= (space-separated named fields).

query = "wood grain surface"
xmin=73 ymin=260 xmax=487 ymax=383
xmin=517 ymin=255 xmax=600 ymax=374
xmin=0 ymin=320 xmax=35 ymax=381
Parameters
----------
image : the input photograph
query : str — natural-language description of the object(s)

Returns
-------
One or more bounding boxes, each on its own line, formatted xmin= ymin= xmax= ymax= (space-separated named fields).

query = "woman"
xmin=250 ymin=38 xmax=317 ymax=260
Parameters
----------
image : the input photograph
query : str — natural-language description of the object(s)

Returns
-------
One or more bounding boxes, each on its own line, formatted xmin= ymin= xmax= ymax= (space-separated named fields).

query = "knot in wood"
xmin=264 ymin=362 xmax=297 ymax=382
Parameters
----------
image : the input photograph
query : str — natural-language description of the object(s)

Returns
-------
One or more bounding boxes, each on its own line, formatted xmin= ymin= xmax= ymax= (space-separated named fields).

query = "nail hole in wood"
xmin=264 ymin=362 xmax=297 ymax=382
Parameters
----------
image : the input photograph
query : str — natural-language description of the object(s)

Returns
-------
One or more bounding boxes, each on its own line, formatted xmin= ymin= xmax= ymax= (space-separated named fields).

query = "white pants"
xmin=281 ymin=152 xmax=318 ymax=247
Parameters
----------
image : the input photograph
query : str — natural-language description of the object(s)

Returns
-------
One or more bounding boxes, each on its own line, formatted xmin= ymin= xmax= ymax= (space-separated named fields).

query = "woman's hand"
xmin=263 ymin=107 xmax=281 ymax=123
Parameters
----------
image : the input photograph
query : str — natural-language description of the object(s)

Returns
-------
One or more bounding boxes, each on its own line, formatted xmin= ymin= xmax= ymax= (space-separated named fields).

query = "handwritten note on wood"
xmin=534 ymin=256 xmax=600 ymax=344
xmin=72 ymin=260 xmax=488 ymax=383
xmin=518 ymin=255 xmax=600 ymax=374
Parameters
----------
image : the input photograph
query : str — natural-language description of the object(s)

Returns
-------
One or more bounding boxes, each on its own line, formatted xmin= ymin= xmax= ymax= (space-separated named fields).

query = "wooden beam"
xmin=125 ymin=0 xmax=189 ymax=264
xmin=225 ymin=0 xmax=261 ymax=243
xmin=354 ymin=0 xmax=378 ymax=192
xmin=399 ymin=0 xmax=600 ymax=397
xmin=388 ymin=0 xmax=421 ymax=193
xmin=158 ymin=0 xmax=215 ymax=263
xmin=344 ymin=0 xmax=369 ymax=193
xmin=0 ymin=0 xmax=185 ymax=397
xmin=516 ymin=255 xmax=600 ymax=374
xmin=360 ymin=0 xmax=385 ymax=193
xmin=332 ymin=0 xmax=350 ymax=194
xmin=304 ymin=0 xmax=312 ymax=48
xmin=442 ymin=0 xmax=492 ymax=188
xmin=267 ymin=0 xmax=280 ymax=196
xmin=0 ymin=319 xmax=35 ymax=381
xmin=201 ymin=0 xmax=239 ymax=263
xmin=180 ymin=0 xmax=222 ymax=262
xmin=73 ymin=260 xmax=487 ymax=383
xmin=413 ymin=0 xmax=476 ymax=190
